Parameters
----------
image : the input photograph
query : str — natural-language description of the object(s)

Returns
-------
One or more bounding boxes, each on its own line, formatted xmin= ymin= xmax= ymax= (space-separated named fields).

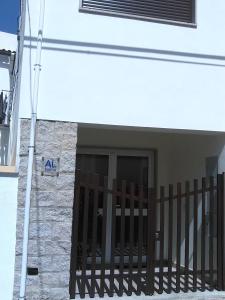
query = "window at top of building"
xmin=80 ymin=0 xmax=196 ymax=27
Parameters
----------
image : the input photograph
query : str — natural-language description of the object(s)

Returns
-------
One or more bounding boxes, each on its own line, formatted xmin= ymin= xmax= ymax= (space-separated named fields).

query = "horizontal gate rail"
xmin=69 ymin=171 xmax=225 ymax=298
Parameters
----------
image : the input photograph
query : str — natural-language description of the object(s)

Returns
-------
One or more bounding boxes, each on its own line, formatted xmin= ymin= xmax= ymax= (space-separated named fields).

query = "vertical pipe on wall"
xmin=19 ymin=0 xmax=45 ymax=299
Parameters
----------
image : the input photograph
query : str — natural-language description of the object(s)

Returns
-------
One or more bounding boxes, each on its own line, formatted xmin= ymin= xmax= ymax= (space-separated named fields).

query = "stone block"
xmin=19 ymin=139 xmax=29 ymax=156
xmin=16 ymin=221 xmax=24 ymax=239
xmin=29 ymin=222 xmax=52 ymax=239
xmin=36 ymin=120 xmax=55 ymax=142
xmin=15 ymin=240 xmax=22 ymax=256
xmin=54 ymin=121 xmax=77 ymax=134
xmin=26 ymin=273 xmax=40 ymax=287
xmin=13 ymin=271 xmax=21 ymax=289
xmin=26 ymin=283 xmax=40 ymax=300
xmin=40 ymin=272 xmax=69 ymax=287
xmin=41 ymin=287 xmax=69 ymax=300
xmin=33 ymin=155 xmax=44 ymax=173
xmin=18 ymin=156 xmax=28 ymax=176
xmin=51 ymin=222 xmax=72 ymax=241
xmin=56 ymin=190 xmax=74 ymax=207
xmin=16 ymin=239 xmax=43 ymax=256
xmin=56 ymin=174 xmax=75 ymax=190
xmin=16 ymin=207 xmax=25 ymax=224
xmin=61 ymin=133 xmax=77 ymax=150
xmin=28 ymin=239 xmax=41 ymax=256
xmin=59 ymin=151 xmax=76 ymax=173
xmin=41 ymin=240 xmax=71 ymax=255
xmin=35 ymin=141 xmax=62 ymax=157
xmin=43 ymin=207 xmax=73 ymax=222
xmin=30 ymin=207 xmax=45 ymax=222
xmin=14 ymin=255 xmax=22 ymax=271
xmin=34 ymin=191 xmax=55 ymax=207
xmin=51 ymin=255 xmax=70 ymax=272
xmin=20 ymin=119 xmax=31 ymax=141
xmin=35 ymin=175 xmax=57 ymax=191
xmin=38 ymin=256 xmax=53 ymax=272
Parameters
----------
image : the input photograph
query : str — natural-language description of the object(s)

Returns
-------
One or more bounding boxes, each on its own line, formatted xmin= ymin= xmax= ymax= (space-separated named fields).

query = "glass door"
xmin=76 ymin=148 xmax=155 ymax=266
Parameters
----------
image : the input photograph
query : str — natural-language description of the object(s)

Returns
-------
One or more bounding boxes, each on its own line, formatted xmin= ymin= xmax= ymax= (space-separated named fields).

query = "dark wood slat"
xmin=85 ymin=276 xmax=92 ymax=296
xmin=118 ymin=180 xmax=126 ymax=296
xmin=109 ymin=179 xmax=117 ymax=296
xmin=151 ymin=188 xmax=157 ymax=294
xmin=184 ymin=181 xmax=190 ymax=292
xmin=222 ymin=173 xmax=225 ymax=291
xmin=80 ymin=173 xmax=91 ymax=298
xmin=193 ymin=179 xmax=198 ymax=291
xmin=69 ymin=170 xmax=81 ymax=299
xmin=159 ymin=186 xmax=165 ymax=294
xmin=176 ymin=182 xmax=182 ymax=293
xmin=99 ymin=176 xmax=108 ymax=297
xmin=217 ymin=174 xmax=223 ymax=290
xmin=146 ymin=187 xmax=151 ymax=295
xmin=128 ymin=182 xmax=135 ymax=295
xmin=90 ymin=174 xmax=100 ymax=297
xmin=167 ymin=184 xmax=173 ymax=293
xmin=201 ymin=178 xmax=206 ymax=291
xmin=146 ymin=188 xmax=156 ymax=295
xmin=146 ymin=187 xmax=152 ymax=295
xmin=209 ymin=176 xmax=214 ymax=290
xmin=137 ymin=184 xmax=144 ymax=295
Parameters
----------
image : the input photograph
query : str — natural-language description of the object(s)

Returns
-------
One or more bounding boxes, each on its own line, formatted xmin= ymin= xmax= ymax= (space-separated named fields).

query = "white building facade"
xmin=13 ymin=0 xmax=225 ymax=299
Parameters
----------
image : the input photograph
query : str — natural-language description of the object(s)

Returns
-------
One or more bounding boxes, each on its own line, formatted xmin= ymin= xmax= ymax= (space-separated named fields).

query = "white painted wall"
xmin=0 ymin=32 xmax=17 ymax=51
xmin=0 ymin=176 xmax=18 ymax=300
xmin=19 ymin=0 xmax=225 ymax=132
xmin=78 ymin=126 xmax=225 ymax=187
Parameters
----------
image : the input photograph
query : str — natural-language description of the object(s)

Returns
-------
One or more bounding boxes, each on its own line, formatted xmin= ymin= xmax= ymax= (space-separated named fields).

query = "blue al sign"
xmin=42 ymin=157 xmax=60 ymax=176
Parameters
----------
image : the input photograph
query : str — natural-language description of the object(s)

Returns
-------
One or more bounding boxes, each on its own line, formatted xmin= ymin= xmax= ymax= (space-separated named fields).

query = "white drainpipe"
xmin=19 ymin=0 xmax=45 ymax=299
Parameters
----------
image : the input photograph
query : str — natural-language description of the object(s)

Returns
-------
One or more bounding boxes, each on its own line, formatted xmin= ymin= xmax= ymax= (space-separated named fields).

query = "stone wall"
xmin=14 ymin=119 xmax=77 ymax=300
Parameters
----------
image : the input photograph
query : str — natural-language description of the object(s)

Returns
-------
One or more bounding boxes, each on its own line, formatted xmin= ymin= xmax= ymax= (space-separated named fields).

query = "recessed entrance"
xmin=76 ymin=148 xmax=155 ymax=265
xmin=69 ymin=151 xmax=225 ymax=298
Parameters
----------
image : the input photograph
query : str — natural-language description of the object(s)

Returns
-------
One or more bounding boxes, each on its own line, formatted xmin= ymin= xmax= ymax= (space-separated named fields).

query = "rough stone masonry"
xmin=14 ymin=119 xmax=78 ymax=300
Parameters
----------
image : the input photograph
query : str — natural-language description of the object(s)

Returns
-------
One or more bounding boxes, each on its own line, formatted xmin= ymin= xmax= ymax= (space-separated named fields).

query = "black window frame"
xmin=79 ymin=0 xmax=197 ymax=28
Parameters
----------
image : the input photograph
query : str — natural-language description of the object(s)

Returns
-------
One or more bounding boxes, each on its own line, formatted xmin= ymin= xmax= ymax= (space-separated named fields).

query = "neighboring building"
xmin=0 ymin=31 xmax=17 ymax=167
xmin=11 ymin=0 xmax=225 ymax=299
xmin=0 ymin=31 xmax=19 ymax=300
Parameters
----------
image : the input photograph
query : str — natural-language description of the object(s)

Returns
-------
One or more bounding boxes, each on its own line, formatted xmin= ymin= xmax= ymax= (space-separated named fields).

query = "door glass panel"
xmin=117 ymin=155 xmax=148 ymax=194
xmin=76 ymin=154 xmax=108 ymax=178
xmin=116 ymin=155 xmax=149 ymax=256
xmin=76 ymin=154 xmax=109 ymax=262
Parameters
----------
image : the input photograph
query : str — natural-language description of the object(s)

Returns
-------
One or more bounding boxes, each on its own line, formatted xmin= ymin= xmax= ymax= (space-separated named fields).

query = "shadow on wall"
xmin=24 ymin=37 xmax=225 ymax=68
xmin=77 ymin=126 xmax=225 ymax=186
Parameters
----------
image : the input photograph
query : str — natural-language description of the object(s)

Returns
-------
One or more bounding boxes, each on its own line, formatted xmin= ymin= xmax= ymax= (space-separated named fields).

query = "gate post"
xmin=217 ymin=173 xmax=225 ymax=291
xmin=222 ymin=173 xmax=225 ymax=290
xmin=146 ymin=187 xmax=157 ymax=295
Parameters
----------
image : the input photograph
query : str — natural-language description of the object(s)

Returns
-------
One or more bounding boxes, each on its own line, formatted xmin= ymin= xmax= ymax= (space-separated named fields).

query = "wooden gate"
xmin=69 ymin=171 xmax=225 ymax=298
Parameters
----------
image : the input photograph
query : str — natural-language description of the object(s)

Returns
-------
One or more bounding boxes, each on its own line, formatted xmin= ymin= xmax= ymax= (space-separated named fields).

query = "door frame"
xmin=77 ymin=147 xmax=156 ymax=188
xmin=76 ymin=147 xmax=157 ymax=262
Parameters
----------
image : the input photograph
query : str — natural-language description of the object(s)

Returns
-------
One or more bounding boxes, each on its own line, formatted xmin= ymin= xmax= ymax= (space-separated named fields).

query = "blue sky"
xmin=0 ymin=0 xmax=20 ymax=34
